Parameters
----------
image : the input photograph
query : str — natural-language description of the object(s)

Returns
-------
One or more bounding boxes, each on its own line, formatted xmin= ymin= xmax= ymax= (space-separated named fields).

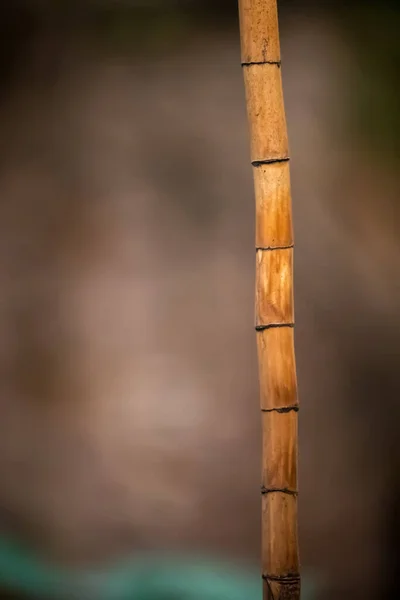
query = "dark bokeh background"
xmin=0 ymin=1 xmax=399 ymax=599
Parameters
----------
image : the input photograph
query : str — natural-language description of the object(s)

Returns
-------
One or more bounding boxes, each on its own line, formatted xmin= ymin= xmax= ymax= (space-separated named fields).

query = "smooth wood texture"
xmin=238 ymin=1 xmax=300 ymax=598
xmin=254 ymin=161 xmax=293 ymax=249
xmin=257 ymin=327 xmax=298 ymax=411
xmin=256 ymin=248 xmax=293 ymax=327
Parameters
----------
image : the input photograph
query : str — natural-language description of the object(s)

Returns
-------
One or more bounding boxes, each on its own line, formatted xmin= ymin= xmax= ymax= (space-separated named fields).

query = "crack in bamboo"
xmin=238 ymin=1 xmax=300 ymax=599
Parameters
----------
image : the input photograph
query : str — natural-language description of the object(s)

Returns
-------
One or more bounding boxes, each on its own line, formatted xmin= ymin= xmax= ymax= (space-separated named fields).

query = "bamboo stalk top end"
xmin=239 ymin=0 xmax=281 ymax=64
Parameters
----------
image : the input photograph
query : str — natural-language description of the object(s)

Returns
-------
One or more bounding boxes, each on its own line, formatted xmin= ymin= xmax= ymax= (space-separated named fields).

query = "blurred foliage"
xmin=338 ymin=2 xmax=400 ymax=165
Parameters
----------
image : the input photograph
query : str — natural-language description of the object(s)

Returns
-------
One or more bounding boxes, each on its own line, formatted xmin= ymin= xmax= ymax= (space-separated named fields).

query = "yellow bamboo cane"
xmin=238 ymin=2 xmax=300 ymax=599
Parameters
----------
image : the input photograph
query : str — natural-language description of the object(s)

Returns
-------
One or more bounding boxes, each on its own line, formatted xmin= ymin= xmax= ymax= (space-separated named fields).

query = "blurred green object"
xmin=0 ymin=536 xmax=319 ymax=599
xmin=340 ymin=3 xmax=400 ymax=164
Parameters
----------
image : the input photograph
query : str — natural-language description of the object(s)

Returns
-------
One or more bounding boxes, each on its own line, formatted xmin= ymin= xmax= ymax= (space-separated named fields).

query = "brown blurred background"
xmin=0 ymin=1 xmax=399 ymax=598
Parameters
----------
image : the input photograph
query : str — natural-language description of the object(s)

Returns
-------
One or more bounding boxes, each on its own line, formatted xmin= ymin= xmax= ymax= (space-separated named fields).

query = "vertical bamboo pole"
xmin=238 ymin=2 xmax=300 ymax=600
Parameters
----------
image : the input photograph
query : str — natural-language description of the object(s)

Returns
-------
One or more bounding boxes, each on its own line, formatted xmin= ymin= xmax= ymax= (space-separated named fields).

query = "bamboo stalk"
xmin=238 ymin=2 xmax=300 ymax=600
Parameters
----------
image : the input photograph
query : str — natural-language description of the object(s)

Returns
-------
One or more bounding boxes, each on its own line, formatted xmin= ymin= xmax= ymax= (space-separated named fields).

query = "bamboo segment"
xmin=254 ymin=162 xmax=293 ymax=249
xmin=243 ymin=65 xmax=288 ymax=163
xmin=262 ymin=493 xmax=300 ymax=600
xmin=262 ymin=493 xmax=299 ymax=576
xmin=239 ymin=0 xmax=281 ymax=64
xmin=256 ymin=248 xmax=293 ymax=327
xmin=261 ymin=411 xmax=297 ymax=492
xmin=238 ymin=1 xmax=300 ymax=599
xmin=257 ymin=328 xmax=297 ymax=411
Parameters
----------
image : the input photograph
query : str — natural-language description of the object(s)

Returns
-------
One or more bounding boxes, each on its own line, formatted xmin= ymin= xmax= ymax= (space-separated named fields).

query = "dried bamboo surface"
xmin=238 ymin=2 xmax=300 ymax=599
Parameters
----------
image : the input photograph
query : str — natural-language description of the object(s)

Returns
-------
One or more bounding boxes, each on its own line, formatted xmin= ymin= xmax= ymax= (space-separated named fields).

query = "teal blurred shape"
xmin=0 ymin=536 xmax=319 ymax=599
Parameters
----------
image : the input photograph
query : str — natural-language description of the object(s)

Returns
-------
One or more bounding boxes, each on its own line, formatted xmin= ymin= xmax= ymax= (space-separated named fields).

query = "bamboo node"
xmin=263 ymin=574 xmax=301 ymax=584
xmin=261 ymin=405 xmax=299 ymax=414
xmin=252 ymin=157 xmax=290 ymax=167
xmin=263 ymin=574 xmax=301 ymax=600
xmin=256 ymin=245 xmax=294 ymax=252
xmin=242 ymin=60 xmax=281 ymax=67
xmin=255 ymin=323 xmax=294 ymax=331
xmin=261 ymin=487 xmax=298 ymax=496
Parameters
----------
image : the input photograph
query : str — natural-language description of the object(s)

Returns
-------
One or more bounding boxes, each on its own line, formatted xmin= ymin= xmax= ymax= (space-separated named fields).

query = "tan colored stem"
xmin=238 ymin=2 xmax=300 ymax=599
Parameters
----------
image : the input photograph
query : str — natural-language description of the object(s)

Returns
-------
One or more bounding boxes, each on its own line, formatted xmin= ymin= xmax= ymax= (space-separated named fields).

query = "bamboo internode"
xmin=238 ymin=1 xmax=300 ymax=599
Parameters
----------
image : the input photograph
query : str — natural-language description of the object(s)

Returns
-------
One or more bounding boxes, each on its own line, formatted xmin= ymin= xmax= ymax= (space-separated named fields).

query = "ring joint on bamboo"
xmin=241 ymin=60 xmax=281 ymax=67
xmin=263 ymin=574 xmax=301 ymax=584
xmin=261 ymin=486 xmax=298 ymax=496
xmin=261 ymin=405 xmax=299 ymax=414
xmin=256 ymin=245 xmax=294 ymax=252
xmin=255 ymin=323 xmax=294 ymax=331
xmin=252 ymin=157 xmax=290 ymax=167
